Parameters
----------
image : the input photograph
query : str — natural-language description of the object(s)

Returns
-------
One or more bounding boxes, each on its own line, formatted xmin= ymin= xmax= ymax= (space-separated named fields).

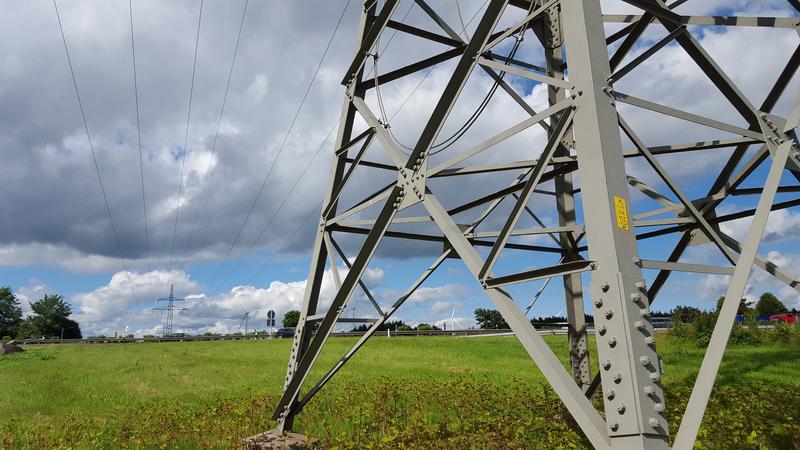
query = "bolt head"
xmin=649 ymin=418 xmax=659 ymax=427
xmin=608 ymin=337 xmax=617 ymax=348
xmin=644 ymin=385 xmax=655 ymax=395
xmin=594 ymin=298 xmax=603 ymax=308
xmin=598 ymin=325 xmax=607 ymax=336
xmin=613 ymin=373 xmax=622 ymax=384
xmin=645 ymin=336 xmax=655 ymax=345
xmin=602 ymin=359 xmax=611 ymax=370
xmin=654 ymin=403 xmax=665 ymax=413
xmin=617 ymin=405 xmax=626 ymax=414
xmin=635 ymin=320 xmax=645 ymax=330
xmin=601 ymin=282 xmax=610 ymax=292
xmin=605 ymin=309 xmax=614 ymax=319
xmin=610 ymin=422 xmax=619 ymax=431
xmin=606 ymin=389 xmax=615 ymax=400
xmin=640 ymin=356 xmax=652 ymax=366
xmin=650 ymin=373 xmax=661 ymax=383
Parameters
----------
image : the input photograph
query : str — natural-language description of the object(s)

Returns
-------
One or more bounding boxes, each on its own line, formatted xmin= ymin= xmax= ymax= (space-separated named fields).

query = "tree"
xmin=17 ymin=294 xmax=81 ymax=339
xmin=416 ymin=323 xmax=441 ymax=331
xmin=715 ymin=296 xmax=751 ymax=315
xmin=377 ymin=320 xmax=409 ymax=331
xmin=0 ymin=287 xmax=22 ymax=338
xmin=474 ymin=308 xmax=509 ymax=329
xmin=672 ymin=305 xmax=702 ymax=324
xmin=755 ymin=292 xmax=787 ymax=316
xmin=283 ymin=310 xmax=300 ymax=327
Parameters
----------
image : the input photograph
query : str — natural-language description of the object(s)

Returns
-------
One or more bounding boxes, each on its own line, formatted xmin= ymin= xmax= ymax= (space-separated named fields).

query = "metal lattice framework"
xmin=154 ymin=285 xmax=186 ymax=337
xmin=269 ymin=1 xmax=800 ymax=448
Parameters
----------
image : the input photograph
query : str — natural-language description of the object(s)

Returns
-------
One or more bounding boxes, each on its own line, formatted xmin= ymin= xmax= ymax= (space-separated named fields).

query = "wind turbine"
xmin=449 ymin=306 xmax=463 ymax=330
xmin=237 ymin=312 xmax=250 ymax=335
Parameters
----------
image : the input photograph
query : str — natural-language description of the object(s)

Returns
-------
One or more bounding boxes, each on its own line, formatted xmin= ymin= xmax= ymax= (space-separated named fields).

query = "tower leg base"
xmin=243 ymin=430 xmax=317 ymax=450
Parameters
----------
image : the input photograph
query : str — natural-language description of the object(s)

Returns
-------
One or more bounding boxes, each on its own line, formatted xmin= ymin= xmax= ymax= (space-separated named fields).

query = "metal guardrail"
xmin=14 ymin=324 xmax=675 ymax=345
xmin=13 ymin=329 xmax=541 ymax=345
xmin=15 ymin=335 xmax=272 ymax=345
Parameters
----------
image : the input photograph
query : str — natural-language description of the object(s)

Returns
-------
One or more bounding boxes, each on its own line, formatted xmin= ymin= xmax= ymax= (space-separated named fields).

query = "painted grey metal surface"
xmin=269 ymin=1 xmax=800 ymax=448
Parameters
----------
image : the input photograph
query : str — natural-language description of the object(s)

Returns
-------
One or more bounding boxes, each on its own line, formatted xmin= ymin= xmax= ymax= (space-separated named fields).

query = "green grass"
xmin=1 ymin=335 xmax=798 ymax=449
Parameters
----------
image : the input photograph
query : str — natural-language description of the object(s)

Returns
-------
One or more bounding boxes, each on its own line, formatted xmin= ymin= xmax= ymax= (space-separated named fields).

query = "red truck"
xmin=768 ymin=313 xmax=799 ymax=324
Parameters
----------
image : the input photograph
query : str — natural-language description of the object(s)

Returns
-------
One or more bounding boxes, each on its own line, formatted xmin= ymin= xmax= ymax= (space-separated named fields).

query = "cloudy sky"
xmin=1 ymin=0 xmax=799 ymax=336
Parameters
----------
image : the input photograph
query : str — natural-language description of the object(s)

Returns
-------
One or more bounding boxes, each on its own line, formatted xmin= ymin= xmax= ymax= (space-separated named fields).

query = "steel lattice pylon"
xmin=267 ymin=1 xmax=800 ymax=448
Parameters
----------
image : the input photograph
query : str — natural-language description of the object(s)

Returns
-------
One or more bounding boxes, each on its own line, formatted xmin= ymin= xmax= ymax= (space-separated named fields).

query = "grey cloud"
xmin=1 ymin=0 xmax=796 ymax=279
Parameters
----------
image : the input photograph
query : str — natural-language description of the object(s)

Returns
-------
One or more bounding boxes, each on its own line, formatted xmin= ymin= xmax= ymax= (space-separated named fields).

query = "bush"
xmin=767 ymin=322 xmax=800 ymax=344
xmin=2 ymin=335 xmax=11 ymax=341
xmin=728 ymin=322 xmax=763 ymax=346
xmin=693 ymin=312 xmax=718 ymax=347
xmin=669 ymin=309 xmax=800 ymax=348
xmin=668 ymin=322 xmax=696 ymax=341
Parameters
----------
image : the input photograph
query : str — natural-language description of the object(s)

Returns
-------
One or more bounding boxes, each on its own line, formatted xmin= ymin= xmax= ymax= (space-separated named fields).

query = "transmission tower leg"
xmin=560 ymin=1 xmax=669 ymax=448
xmin=542 ymin=14 xmax=591 ymax=389
xmin=276 ymin=1 xmax=375 ymax=433
xmin=166 ymin=307 xmax=173 ymax=336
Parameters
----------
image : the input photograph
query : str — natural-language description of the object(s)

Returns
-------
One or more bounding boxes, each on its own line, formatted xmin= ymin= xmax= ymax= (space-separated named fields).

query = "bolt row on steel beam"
xmin=268 ymin=1 xmax=800 ymax=449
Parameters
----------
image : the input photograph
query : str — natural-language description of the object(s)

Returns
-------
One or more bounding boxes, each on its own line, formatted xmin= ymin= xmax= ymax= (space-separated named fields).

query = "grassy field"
xmin=1 ymin=335 xmax=798 ymax=449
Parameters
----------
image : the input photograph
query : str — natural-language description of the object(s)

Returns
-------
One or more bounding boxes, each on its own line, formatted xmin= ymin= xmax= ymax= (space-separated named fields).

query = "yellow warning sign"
xmin=614 ymin=196 xmax=629 ymax=230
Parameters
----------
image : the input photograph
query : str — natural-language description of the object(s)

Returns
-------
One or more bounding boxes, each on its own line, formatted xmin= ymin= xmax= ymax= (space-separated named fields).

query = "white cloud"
xmin=405 ymin=283 xmax=470 ymax=304
xmin=71 ymin=264 xmax=385 ymax=336
xmin=430 ymin=300 xmax=463 ymax=315
xmin=14 ymin=279 xmax=59 ymax=317
xmin=1 ymin=1 xmax=798 ymax=331
xmin=721 ymin=209 xmax=800 ymax=244
xmin=72 ymin=270 xmax=198 ymax=335
xmin=693 ymin=250 xmax=800 ymax=310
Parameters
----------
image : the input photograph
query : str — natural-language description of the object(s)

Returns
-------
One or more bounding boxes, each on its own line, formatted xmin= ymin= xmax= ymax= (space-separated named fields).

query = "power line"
xmin=219 ymin=0 xmax=417 ymax=289
xmin=53 ymin=0 xmax=140 ymax=304
xmin=378 ymin=0 xmax=496 ymax=154
xmin=179 ymin=0 xmax=250 ymax=273
xmin=168 ymin=0 xmax=204 ymax=274
xmin=207 ymin=0 xmax=353 ymax=290
xmin=221 ymin=0 xmax=487 ymax=289
xmin=128 ymin=0 xmax=155 ymax=299
xmin=245 ymin=201 xmax=322 ymax=286
xmin=235 ymin=0 xmax=489 ymax=288
xmin=219 ymin=121 xmax=339 ymax=286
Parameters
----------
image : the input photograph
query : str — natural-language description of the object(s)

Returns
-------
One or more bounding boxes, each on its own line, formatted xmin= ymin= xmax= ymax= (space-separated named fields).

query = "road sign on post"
xmin=267 ymin=310 xmax=276 ymax=334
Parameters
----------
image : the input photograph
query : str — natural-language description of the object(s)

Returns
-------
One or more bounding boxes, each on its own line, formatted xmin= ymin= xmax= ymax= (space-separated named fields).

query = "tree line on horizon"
xmin=472 ymin=292 xmax=796 ymax=330
xmin=0 ymin=286 xmax=82 ymax=340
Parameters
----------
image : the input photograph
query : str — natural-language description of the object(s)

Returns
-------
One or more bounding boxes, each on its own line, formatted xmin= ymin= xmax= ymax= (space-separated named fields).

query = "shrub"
xmin=693 ymin=312 xmax=718 ymax=347
xmin=728 ymin=322 xmax=763 ymax=346
xmin=767 ymin=322 xmax=800 ymax=344
xmin=668 ymin=322 xmax=696 ymax=342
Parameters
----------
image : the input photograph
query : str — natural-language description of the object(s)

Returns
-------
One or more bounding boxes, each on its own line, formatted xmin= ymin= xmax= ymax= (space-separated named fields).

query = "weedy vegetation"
xmin=1 ymin=335 xmax=798 ymax=449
